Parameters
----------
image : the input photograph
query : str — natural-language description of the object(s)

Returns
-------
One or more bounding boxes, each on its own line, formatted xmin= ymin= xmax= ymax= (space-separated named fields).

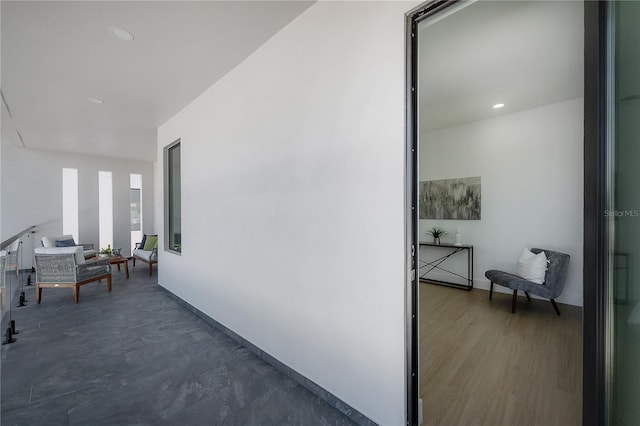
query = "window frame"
xmin=164 ymin=139 xmax=182 ymax=254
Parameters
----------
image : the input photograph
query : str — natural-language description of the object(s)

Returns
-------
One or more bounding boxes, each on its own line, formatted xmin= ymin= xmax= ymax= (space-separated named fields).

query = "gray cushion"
xmin=133 ymin=249 xmax=157 ymax=262
xmin=34 ymin=246 xmax=86 ymax=265
xmin=56 ymin=238 xmax=76 ymax=247
xmin=485 ymin=269 xmax=556 ymax=298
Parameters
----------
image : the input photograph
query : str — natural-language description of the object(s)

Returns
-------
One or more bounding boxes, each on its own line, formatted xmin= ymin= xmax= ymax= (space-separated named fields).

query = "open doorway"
xmin=408 ymin=1 xmax=584 ymax=424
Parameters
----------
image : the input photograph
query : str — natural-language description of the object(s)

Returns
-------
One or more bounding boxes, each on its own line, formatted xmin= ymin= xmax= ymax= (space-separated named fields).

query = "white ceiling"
xmin=2 ymin=1 xmax=584 ymax=161
xmin=418 ymin=0 xmax=584 ymax=133
xmin=1 ymin=1 xmax=314 ymax=161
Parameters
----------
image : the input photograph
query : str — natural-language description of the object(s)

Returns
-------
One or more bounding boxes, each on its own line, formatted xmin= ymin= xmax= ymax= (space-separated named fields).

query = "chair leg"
xmin=148 ymin=263 xmax=153 ymax=276
xmin=107 ymin=275 xmax=112 ymax=292
xmin=73 ymin=285 xmax=79 ymax=304
xmin=489 ymin=282 xmax=494 ymax=300
xmin=512 ymin=290 xmax=518 ymax=313
xmin=550 ymin=299 xmax=561 ymax=316
xmin=36 ymin=284 xmax=42 ymax=304
xmin=525 ymin=291 xmax=531 ymax=301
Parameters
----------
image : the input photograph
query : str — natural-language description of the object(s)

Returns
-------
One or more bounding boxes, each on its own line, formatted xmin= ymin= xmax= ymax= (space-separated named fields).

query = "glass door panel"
xmin=611 ymin=1 xmax=640 ymax=424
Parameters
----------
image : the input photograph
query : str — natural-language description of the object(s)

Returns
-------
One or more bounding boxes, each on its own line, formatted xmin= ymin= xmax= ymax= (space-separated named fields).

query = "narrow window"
xmin=165 ymin=140 xmax=181 ymax=253
xmin=130 ymin=174 xmax=143 ymax=252
xmin=98 ymin=171 xmax=113 ymax=251
xmin=62 ymin=168 xmax=79 ymax=242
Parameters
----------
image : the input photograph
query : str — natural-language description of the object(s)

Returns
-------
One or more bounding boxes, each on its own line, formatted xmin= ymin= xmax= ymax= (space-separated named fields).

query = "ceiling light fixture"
xmin=86 ymin=96 xmax=104 ymax=104
xmin=109 ymin=26 xmax=134 ymax=42
xmin=492 ymin=103 xmax=505 ymax=109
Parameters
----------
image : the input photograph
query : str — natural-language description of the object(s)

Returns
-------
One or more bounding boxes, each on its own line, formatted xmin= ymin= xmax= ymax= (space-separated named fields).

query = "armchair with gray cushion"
xmin=41 ymin=235 xmax=97 ymax=259
xmin=132 ymin=234 xmax=158 ymax=276
xmin=34 ymin=246 xmax=111 ymax=303
xmin=485 ymin=248 xmax=570 ymax=315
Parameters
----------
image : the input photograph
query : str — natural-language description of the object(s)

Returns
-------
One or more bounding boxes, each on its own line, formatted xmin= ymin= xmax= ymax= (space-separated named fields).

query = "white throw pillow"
xmin=517 ymin=248 xmax=548 ymax=284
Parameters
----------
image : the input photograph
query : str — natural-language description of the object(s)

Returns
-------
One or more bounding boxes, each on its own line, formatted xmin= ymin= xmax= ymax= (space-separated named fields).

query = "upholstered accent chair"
xmin=34 ymin=246 xmax=111 ymax=303
xmin=485 ymin=248 xmax=570 ymax=315
xmin=41 ymin=235 xmax=97 ymax=259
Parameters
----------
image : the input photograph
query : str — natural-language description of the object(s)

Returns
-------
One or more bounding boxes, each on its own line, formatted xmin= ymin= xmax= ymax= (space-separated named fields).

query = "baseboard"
xmin=158 ymin=284 xmax=377 ymax=426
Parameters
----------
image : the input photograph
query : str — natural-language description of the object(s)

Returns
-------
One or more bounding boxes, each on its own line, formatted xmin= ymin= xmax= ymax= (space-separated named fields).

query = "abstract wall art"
xmin=419 ymin=176 xmax=481 ymax=220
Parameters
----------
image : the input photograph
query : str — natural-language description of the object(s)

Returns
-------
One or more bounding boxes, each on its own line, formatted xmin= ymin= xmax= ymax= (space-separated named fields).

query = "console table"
xmin=418 ymin=242 xmax=474 ymax=290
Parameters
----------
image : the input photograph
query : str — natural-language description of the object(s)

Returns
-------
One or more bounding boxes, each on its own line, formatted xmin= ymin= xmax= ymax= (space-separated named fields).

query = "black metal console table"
xmin=418 ymin=242 xmax=474 ymax=290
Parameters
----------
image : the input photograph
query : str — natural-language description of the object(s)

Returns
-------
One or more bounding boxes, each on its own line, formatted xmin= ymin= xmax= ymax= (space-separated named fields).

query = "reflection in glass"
xmin=611 ymin=2 xmax=640 ymax=424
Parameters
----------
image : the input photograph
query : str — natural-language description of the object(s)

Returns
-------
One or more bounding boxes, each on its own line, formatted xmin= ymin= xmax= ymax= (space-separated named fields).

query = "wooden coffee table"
xmin=109 ymin=256 xmax=130 ymax=278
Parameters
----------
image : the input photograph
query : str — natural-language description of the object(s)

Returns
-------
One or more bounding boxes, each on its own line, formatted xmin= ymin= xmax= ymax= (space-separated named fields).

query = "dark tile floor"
xmin=1 ymin=266 xmax=357 ymax=426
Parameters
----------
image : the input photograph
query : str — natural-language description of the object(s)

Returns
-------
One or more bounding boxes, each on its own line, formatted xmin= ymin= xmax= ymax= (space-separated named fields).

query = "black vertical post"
xmin=405 ymin=13 xmax=419 ymax=426
xmin=10 ymin=320 xmax=19 ymax=335
xmin=583 ymin=1 xmax=608 ymax=425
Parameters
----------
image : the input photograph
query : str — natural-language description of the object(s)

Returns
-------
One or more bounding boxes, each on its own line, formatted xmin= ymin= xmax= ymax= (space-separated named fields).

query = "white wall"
xmin=1 ymin=144 xmax=155 ymax=267
xmin=157 ymin=1 xmax=416 ymax=424
xmin=419 ymin=98 xmax=584 ymax=306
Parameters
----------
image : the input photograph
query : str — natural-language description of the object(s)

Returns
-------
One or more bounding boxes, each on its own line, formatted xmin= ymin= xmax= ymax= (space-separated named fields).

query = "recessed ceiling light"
xmin=86 ymin=96 xmax=104 ymax=104
xmin=492 ymin=103 xmax=505 ymax=109
xmin=109 ymin=26 xmax=134 ymax=42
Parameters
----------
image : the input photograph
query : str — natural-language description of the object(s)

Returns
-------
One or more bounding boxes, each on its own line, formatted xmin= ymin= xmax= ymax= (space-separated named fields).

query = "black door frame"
xmin=583 ymin=2 xmax=608 ymax=425
xmin=405 ymin=3 xmax=461 ymax=424
xmin=405 ymin=2 xmax=608 ymax=425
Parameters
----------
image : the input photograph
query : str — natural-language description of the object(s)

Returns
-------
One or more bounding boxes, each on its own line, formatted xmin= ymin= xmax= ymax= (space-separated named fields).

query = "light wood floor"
xmin=419 ymin=283 xmax=582 ymax=426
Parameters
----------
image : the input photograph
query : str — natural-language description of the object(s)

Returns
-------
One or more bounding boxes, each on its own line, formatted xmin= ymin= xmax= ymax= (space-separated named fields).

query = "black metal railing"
xmin=1 ymin=225 xmax=37 ymax=345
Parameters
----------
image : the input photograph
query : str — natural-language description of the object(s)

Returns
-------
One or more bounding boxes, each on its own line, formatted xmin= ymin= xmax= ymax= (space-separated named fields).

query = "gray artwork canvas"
xmin=420 ymin=176 xmax=481 ymax=220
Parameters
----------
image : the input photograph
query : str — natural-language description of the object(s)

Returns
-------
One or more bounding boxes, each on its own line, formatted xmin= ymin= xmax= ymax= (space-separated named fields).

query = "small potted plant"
xmin=99 ymin=245 xmax=112 ymax=258
xmin=427 ymin=227 xmax=447 ymax=245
